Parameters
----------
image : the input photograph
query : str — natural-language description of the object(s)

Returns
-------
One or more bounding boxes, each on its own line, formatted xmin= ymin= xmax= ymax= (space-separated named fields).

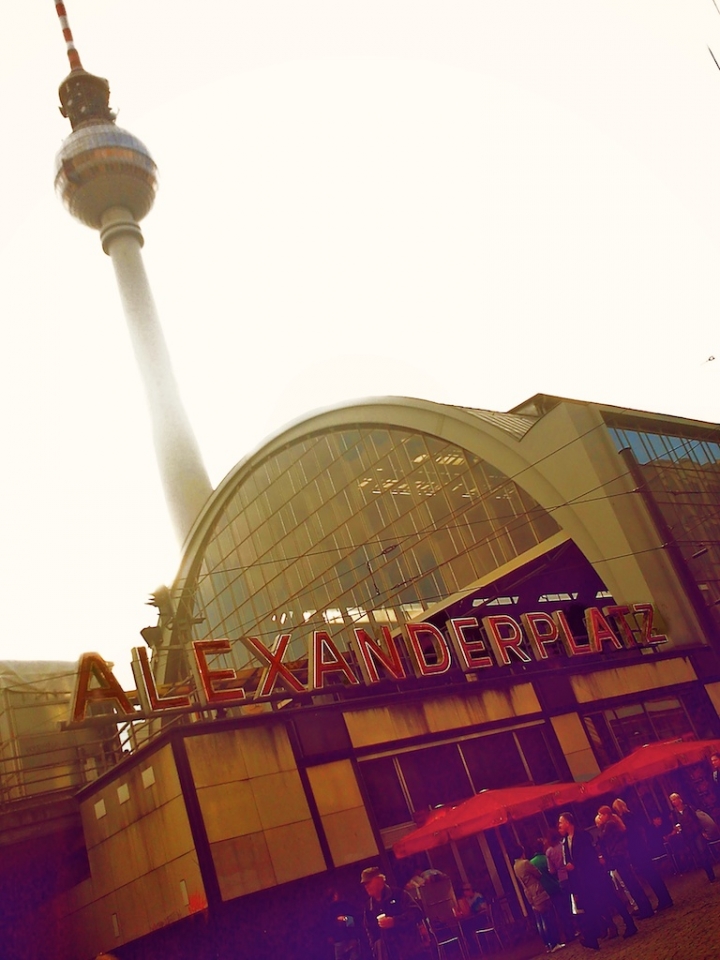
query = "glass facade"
xmin=181 ymin=426 xmax=560 ymax=680
xmin=358 ymin=722 xmax=559 ymax=829
xmin=582 ymin=692 xmax=709 ymax=768
xmin=608 ymin=423 xmax=720 ymax=629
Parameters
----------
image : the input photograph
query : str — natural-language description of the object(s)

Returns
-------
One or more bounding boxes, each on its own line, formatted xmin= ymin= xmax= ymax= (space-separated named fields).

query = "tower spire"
xmin=54 ymin=1 xmax=83 ymax=72
xmin=53 ymin=2 xmax=213 ymax=545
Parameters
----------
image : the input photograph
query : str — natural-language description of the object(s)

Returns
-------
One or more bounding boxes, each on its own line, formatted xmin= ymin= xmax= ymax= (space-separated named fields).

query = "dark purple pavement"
xmin=489 ymin=868 xmax=720 ymax=960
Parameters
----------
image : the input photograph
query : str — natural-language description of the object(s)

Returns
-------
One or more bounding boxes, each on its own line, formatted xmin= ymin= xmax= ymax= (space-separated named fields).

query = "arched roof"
xmin=177 ymin=395 xmax=608 ymax=585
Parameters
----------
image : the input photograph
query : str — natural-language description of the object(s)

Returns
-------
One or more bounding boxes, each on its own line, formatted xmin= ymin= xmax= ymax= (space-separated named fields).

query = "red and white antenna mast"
xmin=54 ymin=1 xmax=83 ymax=72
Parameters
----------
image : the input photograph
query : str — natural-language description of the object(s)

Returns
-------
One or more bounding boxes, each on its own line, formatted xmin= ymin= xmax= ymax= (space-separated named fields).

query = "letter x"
xmin=241 ymin=634 xmax=305 ymax=697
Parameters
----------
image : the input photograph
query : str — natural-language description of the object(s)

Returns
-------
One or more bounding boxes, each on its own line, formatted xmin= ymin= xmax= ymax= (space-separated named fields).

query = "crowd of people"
xmin=548 ymin=785 xmax=717 ymax=952
xmin=340 ymin=770 xmax=720 ymax=959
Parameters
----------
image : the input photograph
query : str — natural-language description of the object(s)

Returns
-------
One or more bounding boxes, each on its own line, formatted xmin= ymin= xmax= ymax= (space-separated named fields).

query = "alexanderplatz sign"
xmin=70 ymin=603 xmax=667 ymax=723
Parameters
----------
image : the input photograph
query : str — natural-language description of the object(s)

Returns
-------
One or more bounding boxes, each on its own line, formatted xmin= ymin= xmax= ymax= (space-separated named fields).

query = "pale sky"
xmin=0 ymin=1 xmax=718 ymax=686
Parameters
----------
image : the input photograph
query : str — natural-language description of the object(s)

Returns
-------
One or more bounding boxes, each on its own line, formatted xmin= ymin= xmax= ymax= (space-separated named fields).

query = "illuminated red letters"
xmin=482 ymin=615 xmax=532 ymax=665
xmin=351 ymin=626 xmax=407 ymax=683
xmin=446 ymin=617 xmax=494 ymax=670
xmin=520 ymin=612 xmax=559 ymax=660
xmin=404 ymin=622 xmax=452 ymax=676
xmin=192 ymin=639 xmax=246 ymax=703
xmin=585 ymin=607 xmax=624 ymax=653
xmin=69 ymin=601 xmax=668 ymax=724
xmin=240 ymin=634 xmax=305 ymax=697
xmin=72 ymin=652 xmax=135 ymax=722
xmin=309 ymin=631 xmax=361 ymax=689
xmin=132 ymin=646 xmax=191 ymax=712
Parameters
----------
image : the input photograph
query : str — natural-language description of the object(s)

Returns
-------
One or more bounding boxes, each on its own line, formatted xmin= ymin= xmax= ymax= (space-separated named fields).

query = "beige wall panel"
xmin=550 ymin=713 xmax=600 ymax=782
xmin=155 ymin=794 xmax=195 ymax=859
xmin=186 ymin=729 xmax=249 ymax=787
xmin=198 ymin=779 xmax=262 ymax=842
xmin=307 ymin=760 xmax=364 ymax=816
xmin=564 ymin=748 xmax=602 ymax=783
xmin=140 ymin=857 xmax=204 ymax=931
xmin=137 ymin=807 xmax=171 ymax=871
xmin=104 ymin=829 xmax=136 ymax=890
xmin=550 ymin=713 xmax=592 ymax=754
xmin=251 ymin=769 xmax=312 ymax=829
xmin=704 ymin=681 xmax=720 ymax=719
xmin=163 ymin=850 xmax=207 ymax=914
xmin=212 ymin=832 xmax=277 ymax=900
xmin=114 ymin=878 xmax=152 ymax=944
xmin=570 ymin=658 xmax=696 ymax=704
xmin=345 ymin=704 xmax=429 ymax=748
xmin=424 ymin=685 xmax=540 ymax=733
xmin=143 ymin=743 xmax=183 ymax=804
xmin=65 ymin=899 xmax=101 ymax=960
xmin=264 ymin=819 xmax=326 ymax=884
xmin=508 ymin=683 xmax=543 ymax=716
xmin=92 ymin=890 xmax=121 ymax=955
xmin=81 ymin=743 xmax=182 ymax=850
xmin=322 ymin=807 xmax=379 ymax=867
xmin=63 ymin=876 xmax=95 ymax=913
xmin=241 ymin=723 xmax=296 ymax=777
xmin=123 ymin=819 xmax=153 ymax=879
xmin=87 ymin=842 xmax=119 ymax=900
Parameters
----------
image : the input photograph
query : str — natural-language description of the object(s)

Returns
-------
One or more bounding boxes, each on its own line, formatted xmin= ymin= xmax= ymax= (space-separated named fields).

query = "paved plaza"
xmin=507 ymin=868 xmax=720 ymax=960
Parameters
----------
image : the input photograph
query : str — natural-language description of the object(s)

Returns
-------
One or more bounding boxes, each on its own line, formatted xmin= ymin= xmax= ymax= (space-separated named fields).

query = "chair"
xmin=650 ymin=850 xmax=675 ymax=876
xmin=472 ymin=902 xmax=504 ymax=956
xmin=418 ymin=877 xmax=470 ymax=959
xmin=708 ymin=837 xmax=720 ymax=863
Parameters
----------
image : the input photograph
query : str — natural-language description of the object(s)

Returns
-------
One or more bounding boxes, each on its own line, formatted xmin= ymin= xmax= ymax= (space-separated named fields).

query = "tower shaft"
xmin=100 ymin=207 xmax=213 ymax=543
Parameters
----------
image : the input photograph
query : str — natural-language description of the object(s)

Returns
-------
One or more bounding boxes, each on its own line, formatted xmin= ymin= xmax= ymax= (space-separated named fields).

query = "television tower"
xmin=53 ymin=2 xmax=213 ymax=544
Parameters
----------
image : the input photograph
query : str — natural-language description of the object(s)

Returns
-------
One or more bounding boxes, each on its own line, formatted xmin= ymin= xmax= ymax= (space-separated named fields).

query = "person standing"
xmin=558 ymin=811 xmax=637 ymax=950
xmin=545 ymin=830 xmax=575 ymax=944
xmin=361 ymin=866 xmax=430 ymax=960
xmin=323 ymin=887 xmax=361 ymax=960
xmin=668 ymin=792 xmax=717 ymax=882
xmin=511 ymin=844 xmax=566 ymax=954
xmin=710 ymin=753 xmax=720 ymax=809
xmin=612 ymin=798 xmax=673 ymax=911
xmin=595 ymin=806 xmax=654 ymax=919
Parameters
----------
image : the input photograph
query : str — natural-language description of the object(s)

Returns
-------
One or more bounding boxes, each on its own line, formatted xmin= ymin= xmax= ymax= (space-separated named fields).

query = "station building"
xmin=33 ymin=393 xmax=720 ymax=958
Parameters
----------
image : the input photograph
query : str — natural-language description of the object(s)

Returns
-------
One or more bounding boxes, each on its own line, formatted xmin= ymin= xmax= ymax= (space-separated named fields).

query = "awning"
xmin=393 ymin=781 xmax=583 ymax=858
xmin=580 ymin=737 xmax=720 ymax=799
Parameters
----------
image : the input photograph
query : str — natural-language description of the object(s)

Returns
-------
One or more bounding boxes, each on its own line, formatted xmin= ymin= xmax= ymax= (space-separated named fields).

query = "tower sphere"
xmin=55 ymin=121 xmax=158 ymax=229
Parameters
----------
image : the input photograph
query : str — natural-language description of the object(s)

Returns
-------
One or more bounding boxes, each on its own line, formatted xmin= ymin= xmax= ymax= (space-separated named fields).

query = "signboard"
xmin=70 ymin=602 xmax=667 ymax=722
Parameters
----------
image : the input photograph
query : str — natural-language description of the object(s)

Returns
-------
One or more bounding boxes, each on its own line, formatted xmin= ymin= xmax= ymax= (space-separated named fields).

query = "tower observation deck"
xmin=53 ymin=1 xmax=212 ymax=544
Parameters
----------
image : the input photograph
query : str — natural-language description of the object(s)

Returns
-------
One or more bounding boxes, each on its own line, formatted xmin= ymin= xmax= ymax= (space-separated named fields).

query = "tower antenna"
xmin=54 ymin=1 xmax=83 ymax=72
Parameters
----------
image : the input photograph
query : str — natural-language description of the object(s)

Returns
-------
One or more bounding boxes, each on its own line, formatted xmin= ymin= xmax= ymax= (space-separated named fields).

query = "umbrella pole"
xmin=497 ymin=827 xmax=528 ymax=919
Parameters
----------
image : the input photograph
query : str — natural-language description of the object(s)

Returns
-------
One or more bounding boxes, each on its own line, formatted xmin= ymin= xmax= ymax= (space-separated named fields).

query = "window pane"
xmin=398 ymin=744 xmax=473 ymax=811
xmin=608 ymin=705 xmax=655 ymax=755
xmin=462 ymin=732 xmax=527 ymax=791
xmin=582 ymin=713 xmax=621 ymax=769
xmin=645 ymin=698 xmax=691 ymax=742
xmin=359 ymin=757 xmax=410 ymax=829
xmin=681 ymin=689 xmax=720 ymax=740
xmin=515 ymin=726 xmax=559 ymax=784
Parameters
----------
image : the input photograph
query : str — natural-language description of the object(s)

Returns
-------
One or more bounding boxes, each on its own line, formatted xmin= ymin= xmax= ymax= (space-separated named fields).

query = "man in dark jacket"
xmin=361 ymin=866 xmax=430 ymax=960
xmin=558 ymin=811 xmax=637 ymax=950
xmin=710 ymin=753 xmax=720 ymax=808
xmin=669 ymin=792 xmax=717 ymax=882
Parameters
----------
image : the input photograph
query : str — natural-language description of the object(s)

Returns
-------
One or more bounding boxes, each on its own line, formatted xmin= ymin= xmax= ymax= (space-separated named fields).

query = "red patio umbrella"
xmin=393 ymin=781 xmax=583 ymax=858
xmin=581 ymin=737 xmax=720 ymax=799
